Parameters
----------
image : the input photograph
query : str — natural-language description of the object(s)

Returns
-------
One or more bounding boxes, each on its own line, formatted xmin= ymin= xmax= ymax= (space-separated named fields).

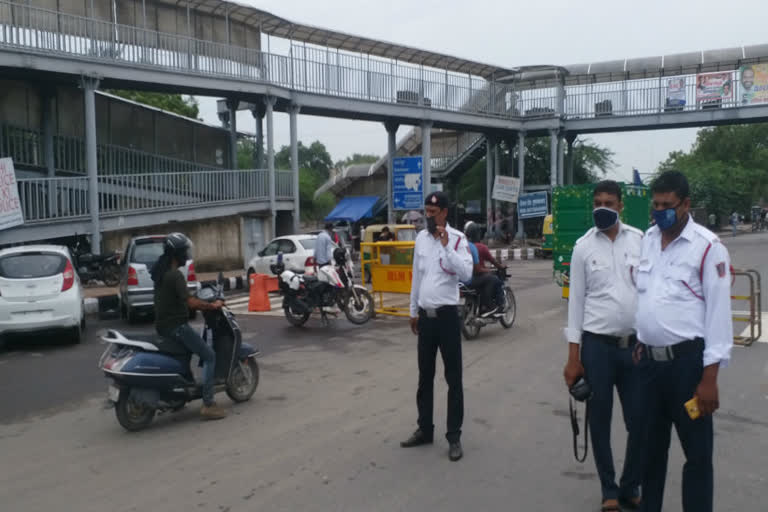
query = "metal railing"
xmin=16 ymin=169 xmax=292 ymax=223
xmin=431 ymin=132 xmax=484 ymax=171
xmin=1 ymin=123 xmax=219 ymax=175
xmin=275 ymin=171 xmax=293 ymax=199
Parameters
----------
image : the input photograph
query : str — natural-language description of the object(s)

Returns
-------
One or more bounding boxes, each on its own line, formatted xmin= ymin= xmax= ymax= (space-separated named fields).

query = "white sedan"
xmin=0 ymin=245 xmax=85 ymax=348
xmin=246 ymin=235 xmax=318 ymax=278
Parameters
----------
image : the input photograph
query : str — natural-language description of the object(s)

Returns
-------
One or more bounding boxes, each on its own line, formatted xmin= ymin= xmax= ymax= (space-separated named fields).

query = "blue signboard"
xmin=392 ymin=156 xmax=423 ymax=210
xmin=518 ymin=192 xmax=549 ymax=219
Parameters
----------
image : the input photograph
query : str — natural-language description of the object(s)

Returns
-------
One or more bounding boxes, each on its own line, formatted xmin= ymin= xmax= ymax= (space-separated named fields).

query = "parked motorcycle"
xmin=459 ymin=267 xmax=517 ymax=340
xmin=99 ymin=281 xmax=259 ymax=431
xmin=72 ymin=238 xmax=120 ymax=286
xmin=271 ymin=248 xmax=374 ymax=327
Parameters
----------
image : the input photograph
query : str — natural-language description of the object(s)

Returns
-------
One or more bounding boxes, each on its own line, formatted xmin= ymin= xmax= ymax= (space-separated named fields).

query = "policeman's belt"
xmin=585 ymin=331 xmax=637 ymax=350
xmin=641 ymin=337 xmax=704 ymax=362
xmin=418 ymin=305 xmax=458 ymax=318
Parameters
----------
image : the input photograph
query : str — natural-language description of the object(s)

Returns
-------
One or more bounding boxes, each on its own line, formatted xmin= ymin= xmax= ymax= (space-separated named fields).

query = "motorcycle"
xmin=71 ymin=237 xmax=121 ymax=286
xmin=270 ymin=248 xmax=374 ymax=327
xmin=459 ymin=267 xmax=517 ymax=340
xmin=98 ymin=281 xmax=260 ymax=431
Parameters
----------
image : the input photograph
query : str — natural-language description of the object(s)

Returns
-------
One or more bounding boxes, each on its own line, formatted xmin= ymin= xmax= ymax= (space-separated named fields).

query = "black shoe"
xmin=400 ymin=429 xmax=433 ymax=448
xmin=448 ymin=441 xmax=463 ymax=461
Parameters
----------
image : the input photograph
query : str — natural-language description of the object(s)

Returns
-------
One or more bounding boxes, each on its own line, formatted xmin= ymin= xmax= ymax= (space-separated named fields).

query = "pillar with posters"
xmin=0 ymin=158 xmax=24 ymax=232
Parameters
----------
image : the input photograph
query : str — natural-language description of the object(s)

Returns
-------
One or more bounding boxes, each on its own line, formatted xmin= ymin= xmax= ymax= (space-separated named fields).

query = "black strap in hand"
xmin=569 ymin=397 xmax=589 ymax=463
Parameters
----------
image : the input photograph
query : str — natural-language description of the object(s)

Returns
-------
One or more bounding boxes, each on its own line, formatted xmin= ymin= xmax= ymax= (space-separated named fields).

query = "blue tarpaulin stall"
xmin=324 ymin=196 xmax=384 ymax=222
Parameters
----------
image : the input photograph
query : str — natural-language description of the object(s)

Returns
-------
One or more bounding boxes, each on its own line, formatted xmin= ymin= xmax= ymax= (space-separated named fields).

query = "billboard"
xmin=392 ymin=156 xmax=423 ymax=210
xmin=491 ymin=176 xmax=520 ymax=203
xmin=0 ymin=158 xmax=24 ymax=231
xmin=739 ymin=63 xmax=768 ymax=105
xmin=665 ymin=77 xmax=687 ymax=109
xmin=696 ymin=72 xmax=733 ymax=102
xmin=518 ymin=192 xmax=549 ymax=219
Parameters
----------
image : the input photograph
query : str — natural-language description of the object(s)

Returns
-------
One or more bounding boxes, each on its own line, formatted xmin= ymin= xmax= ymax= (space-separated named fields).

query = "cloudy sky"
xmin=196 ymin=0 xmax=768 ymax=181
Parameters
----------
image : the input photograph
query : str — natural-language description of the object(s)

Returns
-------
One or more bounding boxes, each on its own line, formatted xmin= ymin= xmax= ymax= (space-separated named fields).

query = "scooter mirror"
xmin=277 ymin=251 xmax=283 ymax=264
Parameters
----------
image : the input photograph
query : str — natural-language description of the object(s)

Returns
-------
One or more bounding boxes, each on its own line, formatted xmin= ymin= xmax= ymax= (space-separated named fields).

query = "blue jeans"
xmin=161 ymin=323 xmax=216 ymax=406
xmin=580 ymin=332 xmax=648 ymax=502
xmin=640 ymin=343 xmax=712 ymax=512
xmin=492 ymin=276 xmax=505 ymax=307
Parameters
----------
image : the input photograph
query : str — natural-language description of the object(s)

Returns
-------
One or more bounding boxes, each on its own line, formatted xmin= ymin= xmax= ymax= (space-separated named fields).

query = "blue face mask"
xmin=652 ymin=204 xmax=680 ymax=231
xmin=593 ymin=207 xmax=619 ymax=231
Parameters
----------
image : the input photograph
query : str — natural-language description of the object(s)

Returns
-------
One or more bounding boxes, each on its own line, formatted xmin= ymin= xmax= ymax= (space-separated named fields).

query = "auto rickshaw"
xmin=541 ymin=214 xmax=553 ymax=257
xmin=361 ymin=224 xmax=417 ymax=281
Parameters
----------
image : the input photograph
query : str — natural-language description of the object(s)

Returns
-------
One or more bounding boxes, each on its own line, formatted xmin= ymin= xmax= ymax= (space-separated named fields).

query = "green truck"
xmin=552 ymin=183 xmax=651 ymax=299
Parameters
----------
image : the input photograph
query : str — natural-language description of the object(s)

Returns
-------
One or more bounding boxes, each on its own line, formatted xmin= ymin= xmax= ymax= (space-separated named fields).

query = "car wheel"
xmin=127 ymin=306 xmax=139 ymax=325
xmin=70 ymin=324 xmax=82 ymax=344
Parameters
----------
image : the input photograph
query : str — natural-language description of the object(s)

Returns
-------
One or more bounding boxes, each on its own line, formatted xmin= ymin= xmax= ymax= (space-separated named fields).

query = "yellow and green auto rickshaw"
xmin=361 ymin=224 xmax=417 ymax=281
xmin=541 ymin=214 xmax=554 ymax=256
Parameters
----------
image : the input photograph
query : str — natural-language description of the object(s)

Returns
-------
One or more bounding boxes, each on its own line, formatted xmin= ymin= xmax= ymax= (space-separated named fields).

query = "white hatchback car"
xmin=0 ymin=245 xmax=85 ymax=347
xmin=246 ymin=235 xmax=317 ymax=278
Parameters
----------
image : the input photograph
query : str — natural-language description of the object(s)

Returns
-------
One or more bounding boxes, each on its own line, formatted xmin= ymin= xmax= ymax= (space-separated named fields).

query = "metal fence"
xmin=16 ymin=169 xmax=291 ymax=223
xmin=1 ymin=123 xmax=219 ymax=175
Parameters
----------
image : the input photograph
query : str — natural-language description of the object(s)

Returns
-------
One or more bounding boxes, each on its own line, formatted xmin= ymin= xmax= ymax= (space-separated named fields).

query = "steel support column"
xmin=265 ymin=96 xmax=277 ymax=238
xmin=566 ymin=132 xmax=577 ymax=185
xmin=289 ymin=103 xmax=300 ymax=234
xmin=251 ymin=103 xmax=266 ymax=169
xmin=557 ymin=134 xmax=565 ymax=186
xmin=486 ymin=136 xmax=494 ymax=233
xmin=421 ymin=121 xmax=432 ymax=198
xmin=549 ymin=129 xmax=558 ymax=189
xmin=82 ymin=77 xmax=100 ymax=254
xmin=226 ymin=98 xmax=238 ymax=169
xmin=42 ymin=90 xmax=56 ymax=216
xmin=517 ymin=131 xmax=526 ymax=239
xmin=385 ymin=121 xmax=399 ymax=224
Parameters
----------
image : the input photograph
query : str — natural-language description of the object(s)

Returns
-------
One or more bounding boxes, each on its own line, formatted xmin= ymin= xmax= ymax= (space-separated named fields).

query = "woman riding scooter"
xmin=151 ymin=232 xmax=227 ymax=420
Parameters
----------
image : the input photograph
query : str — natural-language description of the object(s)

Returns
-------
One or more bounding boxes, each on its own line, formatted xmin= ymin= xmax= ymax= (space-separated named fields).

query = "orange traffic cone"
xmin=248 ymin=274 xmax=271 ymax=312
xmin=265 ymin=276 xmax=279 ymax=293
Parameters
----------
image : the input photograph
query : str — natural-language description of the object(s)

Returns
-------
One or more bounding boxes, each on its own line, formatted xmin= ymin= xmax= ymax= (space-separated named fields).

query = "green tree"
xmin=335 ymin=153 xmax=380 ymax=167
xmin=107 ymin=90 xmax=200 ymax=119
xmin=656 ymin=124 xmax=768 ymax=221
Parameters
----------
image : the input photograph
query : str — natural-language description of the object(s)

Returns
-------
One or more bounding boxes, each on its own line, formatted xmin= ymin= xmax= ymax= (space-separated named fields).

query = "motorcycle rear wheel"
xmin=343 ymin=287 xmax=374 ymax=325
xmin=461 ymin=302 xmax=481 ymax=340
xmin=226 ymin=359 xmax=260 ymax=402
xmin=284 ymin=301 xmax=310 ymax=327
xmin=115 ymin=392 xmax=155 ymax=432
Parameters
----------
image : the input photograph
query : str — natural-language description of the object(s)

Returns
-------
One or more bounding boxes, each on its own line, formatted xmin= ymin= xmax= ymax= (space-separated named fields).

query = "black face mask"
xmin=426 ymin=215 xmax=437 ymax=234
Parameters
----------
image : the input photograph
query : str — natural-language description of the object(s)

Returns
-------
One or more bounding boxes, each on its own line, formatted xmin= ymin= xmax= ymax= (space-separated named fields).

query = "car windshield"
xmin=299 ymin=239 xmax=316 ymax=250
xmin=0 ymin=252 xmax=66 ymax=279
xmin=131 ymin=241 xmax=165 ymax=266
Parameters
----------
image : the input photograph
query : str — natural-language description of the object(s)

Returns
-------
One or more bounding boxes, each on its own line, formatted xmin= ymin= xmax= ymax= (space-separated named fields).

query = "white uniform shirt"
xmin=409 ymin=224 xmax=474 ymax=317
xmin=565 ymin=223 xmax=643 ymax=344
xmin=635 ymin=217 xmax=733 ymax=367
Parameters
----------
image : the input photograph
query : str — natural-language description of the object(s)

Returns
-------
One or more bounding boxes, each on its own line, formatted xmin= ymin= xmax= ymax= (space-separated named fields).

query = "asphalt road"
xmin=0 ymin=238 xmax=766 ymax=511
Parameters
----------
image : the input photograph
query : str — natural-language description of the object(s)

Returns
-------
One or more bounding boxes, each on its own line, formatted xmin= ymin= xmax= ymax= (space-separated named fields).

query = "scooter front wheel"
xmin=343 ymin=287 xmax=374 ymax=325
xmin=226 ymin=358 xmax=260 ymax=403
xmin=115 ymin=392 xmax=155 ymax=432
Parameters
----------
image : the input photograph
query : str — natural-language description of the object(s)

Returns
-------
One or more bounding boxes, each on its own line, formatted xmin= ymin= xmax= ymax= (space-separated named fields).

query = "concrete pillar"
xmin=226 ymin=99 xmax=238 ymax=169
xmin=42 ymin=90 xmax=56 ymax=216
xmin=517 ymin=131 xmax=526 ymax=239
xmin=566 ymin=132 xmax=577 ymax=185
xmin=82 ymin=77 xmax=101 ymax=254
xmin=485 ymin=137 xmax=494 ymax=233
xmin=385 ymin=121 xmax=398 ymax=224
xmin=251 ymin=103 xmax=266 ymax=168
xmin=421 ymin=121 xmax=432 ymax=198
xmin=265 ymin=96 xmax=277 ymax=238
xmin=289 ymin=103 xmax=300 ymax=234
xmin=549 ymin=129 xmax=558 ymax=189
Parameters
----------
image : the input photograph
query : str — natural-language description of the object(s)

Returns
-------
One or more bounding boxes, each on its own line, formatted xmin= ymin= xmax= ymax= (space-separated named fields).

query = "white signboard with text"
xmin=491 ymin=175 xmax=520 ymax=203
xmin=0 ymin=158 xmax=24 ymax=231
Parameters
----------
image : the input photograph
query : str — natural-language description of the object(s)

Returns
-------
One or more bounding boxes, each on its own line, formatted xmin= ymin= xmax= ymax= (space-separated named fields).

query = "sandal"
xmin=618 ymin=496 xmax=642 ymax=510
xmin=600 ymin=501 xmax=621 ymax=512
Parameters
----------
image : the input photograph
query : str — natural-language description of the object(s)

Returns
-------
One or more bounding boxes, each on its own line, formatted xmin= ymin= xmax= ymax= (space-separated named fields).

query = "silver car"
xmin=118 ymin=235 xmax=197 ymax=323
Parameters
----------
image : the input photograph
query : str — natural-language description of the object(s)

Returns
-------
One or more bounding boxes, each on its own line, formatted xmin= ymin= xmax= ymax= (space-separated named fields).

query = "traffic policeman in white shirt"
xmin=401 ymin=191 xmax=473 ymax=462
xmin=563 ymin=180 xmax=645 ymax=512
xmin=635 ymin=171 xmax=733 ymax=512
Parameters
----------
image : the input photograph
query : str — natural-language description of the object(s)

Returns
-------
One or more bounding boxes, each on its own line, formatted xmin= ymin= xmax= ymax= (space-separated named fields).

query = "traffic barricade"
xmin=361 ymin=241 xmax=415 ymax=317
xmin=731 ymin=268 xmax=762 ymax=346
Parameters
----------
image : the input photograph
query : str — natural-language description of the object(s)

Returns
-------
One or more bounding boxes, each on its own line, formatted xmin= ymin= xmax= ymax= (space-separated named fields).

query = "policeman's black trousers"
xmin=580 ymin=333 xmax=646 ymax=502
xmin=641 ymin=347 xmax=713 ymax=512
xmin=416 ymin=306 xmax=463 ymax=443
